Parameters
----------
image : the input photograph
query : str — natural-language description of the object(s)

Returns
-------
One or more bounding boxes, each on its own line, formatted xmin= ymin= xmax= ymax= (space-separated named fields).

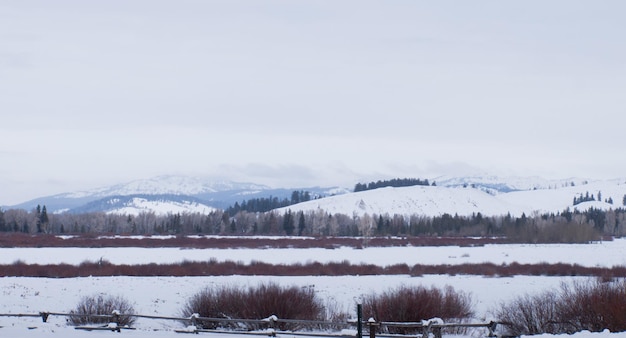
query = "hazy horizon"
xmin=2 ymin=1 xmax=625 ymax=205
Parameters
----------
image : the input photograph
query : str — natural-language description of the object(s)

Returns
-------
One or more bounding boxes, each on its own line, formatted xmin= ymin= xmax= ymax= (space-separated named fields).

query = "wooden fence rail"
xmin=364 ymin=320 xmax=500 ymax=338
xmin=0 ymin=311 xmax=505 ymax=337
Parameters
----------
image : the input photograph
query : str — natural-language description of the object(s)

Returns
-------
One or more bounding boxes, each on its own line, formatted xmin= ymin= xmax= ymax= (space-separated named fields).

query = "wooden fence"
xmin=0 ymin=310 xmax=504 ymax=337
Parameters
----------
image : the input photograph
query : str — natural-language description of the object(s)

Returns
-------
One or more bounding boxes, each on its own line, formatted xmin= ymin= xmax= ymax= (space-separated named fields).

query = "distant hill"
xmin=5 ymin=175 xmax=626 ymax=217
xmin=6 ymin=175 xmax=349 ymax=216
xmin=278 ymin=177 xmax=626 ymax=217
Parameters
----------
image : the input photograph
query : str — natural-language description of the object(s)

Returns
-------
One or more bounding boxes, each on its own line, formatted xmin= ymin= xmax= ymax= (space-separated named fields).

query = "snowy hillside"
xmin=279 ymin=185 xmax=526 ymax=217
xmin=107 ymin=198 xmax=215 ymax=216
xmin=63 ymin=194 xmax=217 ymax=216
xmin=7 ymin=175 xmax=348 ymax=215
xmin=500 ymin=179 xmax=626 ymax=215
xmin=9 ymin=175 xmax=272 ymax=213
xmin=279 ymin=179 xmax=626 ymax=217
xmin=434 ymin=175 xmax=591 ymax=194
xmin=7 ymin=175 xmax=626 ymax=217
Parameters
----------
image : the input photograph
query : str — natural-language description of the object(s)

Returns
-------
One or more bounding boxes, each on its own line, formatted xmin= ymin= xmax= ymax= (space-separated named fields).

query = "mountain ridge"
xmin=4 ymin=175 xmax=626 ymax=217
xmin=5 ymin=175 xmax=350 ymax=216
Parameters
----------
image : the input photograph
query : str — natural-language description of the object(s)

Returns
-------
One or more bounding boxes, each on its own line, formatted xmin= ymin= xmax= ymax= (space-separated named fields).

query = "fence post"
xmin=269 ymin=315 xmax=276 ymax=330
xmin=190 ymin=313 xmax=199 ymax=329
xmin=367 ymin=319 xmax=379 ymax=338
xmin=433 ymin=326 xmax=442 ymax=338
xmin=422 ymin=320 xmax=433 ymax=338
xmin=487 ymin=321 xmax=497 ymax=337
xmin=357 ymin=304 xmax=363 ymax=338
xmin=39 ymin=312 xmax=50 ymax=323
xmin=111 ymin=310 xmax=121 ymax=332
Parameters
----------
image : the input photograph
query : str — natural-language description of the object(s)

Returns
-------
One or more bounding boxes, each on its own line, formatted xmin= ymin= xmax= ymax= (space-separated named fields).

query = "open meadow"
xmin=2 ymin=236 xmax=626 ymax=337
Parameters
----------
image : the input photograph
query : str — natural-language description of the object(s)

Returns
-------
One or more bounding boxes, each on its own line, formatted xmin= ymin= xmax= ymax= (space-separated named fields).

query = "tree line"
xmin=354 ymin=178 xmax=432 ymax=192
xmin=573 ymin=191 xmax=617 ymax=206
xmin=225 ymin=190 xmax=313 ymax=215
xmin=1 ymin=204 xmax=625 ymax=243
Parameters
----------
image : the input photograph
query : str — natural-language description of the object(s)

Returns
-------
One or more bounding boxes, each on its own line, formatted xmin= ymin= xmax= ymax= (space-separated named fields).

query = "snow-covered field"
xmin=2 ymin=239 xmax=626 ymax=337
xmin=2 ymin=238 xmax=626 ymax=267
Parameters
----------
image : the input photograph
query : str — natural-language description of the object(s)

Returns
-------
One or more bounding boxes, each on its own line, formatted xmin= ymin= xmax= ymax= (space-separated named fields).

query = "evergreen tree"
xmin=562 ymin=208 xmax=573 ymax=222
xmin=283 ymin=210 xmax=295 ymax=235
xmin=298 ymin=212 xmax=306 ymax=236
xmin=40 ymin=205 xmax=49 ymax=231
xmin=0 ymin=209 xmax=5 ymax=232
xmin=35 ymin=205 xmax=42 ymax=233
xmin=354 ymin=178 xmax=430 ymax=192
xmin=291 ymin=191 xmax=300 ymax=204
xmin=377 ymin=215 xmax=384 ymax=234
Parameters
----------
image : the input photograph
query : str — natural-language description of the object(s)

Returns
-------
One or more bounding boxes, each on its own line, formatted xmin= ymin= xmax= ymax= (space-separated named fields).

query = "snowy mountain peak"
xmin=8 ymin=174 xmax=626 ymax=218
xmin=434 ymin=175 xmax=593 ymax=194
xmin=61 ymin=175 xmax=271 ymax=199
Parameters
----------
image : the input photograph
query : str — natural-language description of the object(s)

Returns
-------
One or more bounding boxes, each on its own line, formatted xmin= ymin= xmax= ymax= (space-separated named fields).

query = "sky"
xmin=1 ymin=1 xmax=626 ymax=205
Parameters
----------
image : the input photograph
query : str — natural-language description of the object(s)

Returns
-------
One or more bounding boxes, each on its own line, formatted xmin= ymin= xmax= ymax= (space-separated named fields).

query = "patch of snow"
xmin=3 ymin=238 xmax=626 ymax=268
xmin=105 ymin=197 xmax=216 ymax=216
xmin=280 ymin=179 xmax=626 ymax=217
xmin=2 ymin=241 xmax=626 ymax=337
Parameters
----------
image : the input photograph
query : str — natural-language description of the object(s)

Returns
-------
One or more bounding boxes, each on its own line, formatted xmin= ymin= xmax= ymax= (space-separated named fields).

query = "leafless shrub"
xmin=181 ymin=282 xmax=326 ymax=330
xmin=559 ymin=279 xmax=626 ymax=333
xmin=68 ymin=294 xmax=136 ymax=327
xmin=494 ymin=290 xmax=565 ymax=336
xmin=495 ymin=279 xmax=626 ymax=336
xmin=246 ymin=283 xmax=325 ymax=329
xmin=362 ymin=285 xmax=473 ymax=334
xmin=0 ymin=232 xmax=515 ymax=249
xmin=3 ymin=260 xmax=626 ymax=278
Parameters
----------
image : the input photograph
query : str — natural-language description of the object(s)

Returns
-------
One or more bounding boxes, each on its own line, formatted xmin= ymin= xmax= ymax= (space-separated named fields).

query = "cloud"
xmin=1 ymin=1 xmax=626 ymax=204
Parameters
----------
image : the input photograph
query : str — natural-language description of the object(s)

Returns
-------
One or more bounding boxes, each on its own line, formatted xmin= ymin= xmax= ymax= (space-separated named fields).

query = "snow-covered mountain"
xmin=8 ymin=175 xmax=348 ymax=215
xmin=7 ymin=175 xmax=626 ymax=217
xmin=279 ymin=178 xmax=626 ymax=218
xmin=59 ymin=175 xmax=271 ymax=199
xmin=433 ymin=175 xmax=590 ymax=194
xmin=67 ymin=194 xmax=217 ymax=216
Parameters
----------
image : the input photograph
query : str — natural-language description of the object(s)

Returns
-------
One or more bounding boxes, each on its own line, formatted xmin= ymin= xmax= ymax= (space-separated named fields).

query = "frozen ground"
xmin=2 ymin=238 xmax=626 ymax=267
xmin=2 ymin=239 xmax=626 ymax=337
xmin=0 ymin=274 xmax=594 ymax=337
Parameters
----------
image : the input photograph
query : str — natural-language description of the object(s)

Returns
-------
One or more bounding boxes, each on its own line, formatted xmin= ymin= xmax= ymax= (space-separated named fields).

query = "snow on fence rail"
xmin=0 ymin=311 xmax=505 ymax=337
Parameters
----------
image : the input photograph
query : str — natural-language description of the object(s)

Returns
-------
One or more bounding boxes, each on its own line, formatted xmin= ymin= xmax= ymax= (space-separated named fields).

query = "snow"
xmin=0 ymin=274 xmax=605 ymax=338
xmin=106 ymin=197 xmax=216 ymax=216
xmin=61 ymin=175 xmax=270 ymax=199
xmin=434 ymin=175 xmax=593 ymax=192
xmin=3 ymin=238 xmax=626 ymax=267
xmin=2 ymin=240 xmax=626 ymax=337
xmin=13 ymin=175 xmax=626 ymax=217
xmin=281 ymin=179 xmax=626 ymax=217
xmin=278 ymin=185 xmax=527 ymax=217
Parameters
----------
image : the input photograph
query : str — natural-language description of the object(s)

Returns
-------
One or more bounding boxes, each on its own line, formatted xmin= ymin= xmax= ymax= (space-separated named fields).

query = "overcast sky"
xmin=2 ymin=1 xmax=626 ymax=205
